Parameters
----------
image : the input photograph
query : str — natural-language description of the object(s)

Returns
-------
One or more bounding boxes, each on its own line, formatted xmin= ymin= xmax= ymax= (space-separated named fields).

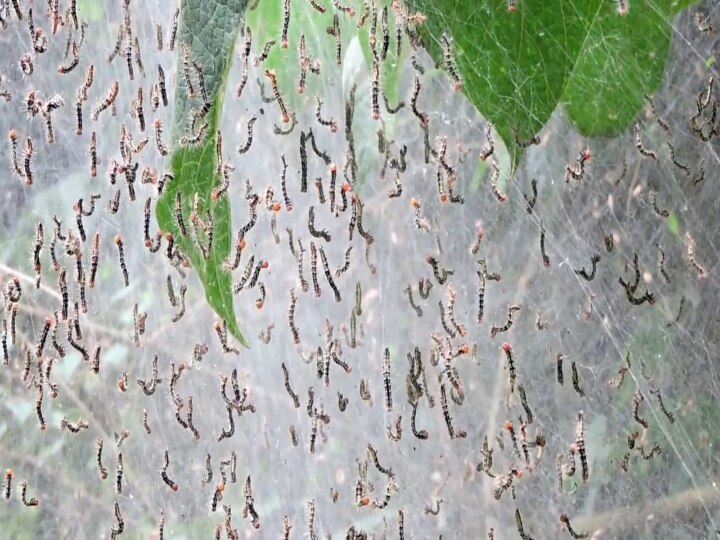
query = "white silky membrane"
xmin=0 ymin=0 xmax=719 ymax=539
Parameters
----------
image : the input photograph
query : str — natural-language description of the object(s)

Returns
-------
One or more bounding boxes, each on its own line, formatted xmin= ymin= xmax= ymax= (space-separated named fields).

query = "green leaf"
xmin=344 ymin=35 xmax=383 ymax=194
xmin=353 ymin=4 xmax=407 ymax=192
xmin=247 ymin=1 xmax=407 ymax=193
xmin=155 ymin=0 xmax=249 ymax=347
xmin=354 ymin=3 xmax=405 ymax=124
xmin=246 ymin=0 xmax=335 ymax=111
xmin=408 ymin=0 xmax=699 ymax=168
xmin=77 ymin=0 xmax=103 ymax=21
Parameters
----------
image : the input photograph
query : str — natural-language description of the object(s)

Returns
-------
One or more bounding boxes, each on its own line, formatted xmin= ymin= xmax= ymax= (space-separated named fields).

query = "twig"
xmin=572 ymin=480 xmax=720 ymax=535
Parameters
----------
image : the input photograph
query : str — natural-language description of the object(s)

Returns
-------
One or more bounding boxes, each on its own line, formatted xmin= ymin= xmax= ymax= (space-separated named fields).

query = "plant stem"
xmin=573 ymin=480 xmax=720 ymax=535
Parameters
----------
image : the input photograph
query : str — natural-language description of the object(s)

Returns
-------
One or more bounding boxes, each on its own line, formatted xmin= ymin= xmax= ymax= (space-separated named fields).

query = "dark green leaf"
xmin=155 ymin=0 xmax=249 ymax=347
xmin=409 ymin=0 xmax=698 ymax=168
